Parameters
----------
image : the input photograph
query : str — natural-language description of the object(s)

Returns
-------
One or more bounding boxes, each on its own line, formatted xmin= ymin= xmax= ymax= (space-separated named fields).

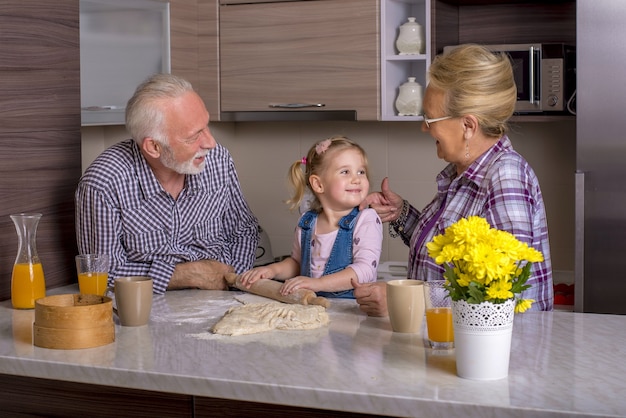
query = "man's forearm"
xmin=169 ymin=259 xmax=233 ymax=290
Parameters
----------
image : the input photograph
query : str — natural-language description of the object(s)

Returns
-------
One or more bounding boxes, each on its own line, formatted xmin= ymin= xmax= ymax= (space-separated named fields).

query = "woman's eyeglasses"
xmin=421 ymin=115 xmax=453 ymax=128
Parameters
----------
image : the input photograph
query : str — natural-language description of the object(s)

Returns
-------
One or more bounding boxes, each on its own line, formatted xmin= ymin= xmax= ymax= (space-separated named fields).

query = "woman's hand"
xmin=359 ymin=177 xmax=404 ymax=223
xmin=352 ymin=279 xmax=389 ymax=317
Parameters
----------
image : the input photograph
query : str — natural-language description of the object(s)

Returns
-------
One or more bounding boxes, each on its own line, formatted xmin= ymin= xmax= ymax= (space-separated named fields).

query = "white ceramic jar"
xmin=395 ymin=17 xmax=424 ymax=55
xmin=395 ymin=77 xmax=423 ymax=116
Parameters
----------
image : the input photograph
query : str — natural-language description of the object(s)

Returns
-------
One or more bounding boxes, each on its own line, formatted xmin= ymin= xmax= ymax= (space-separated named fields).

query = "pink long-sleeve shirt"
xmin=290 ymin=208 xmax=382 ymax=283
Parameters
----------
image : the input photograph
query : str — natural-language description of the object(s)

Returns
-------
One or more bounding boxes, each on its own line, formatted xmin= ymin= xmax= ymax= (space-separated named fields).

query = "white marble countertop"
xmin=1 ymin=285 xmax=625 ymax=417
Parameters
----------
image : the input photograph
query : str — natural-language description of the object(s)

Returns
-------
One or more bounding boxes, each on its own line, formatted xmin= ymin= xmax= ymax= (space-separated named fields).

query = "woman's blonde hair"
xmin=428 ymin=44 xmax=517 ymax=137
xmin=286 ymin=136 xmax=369 ymax=212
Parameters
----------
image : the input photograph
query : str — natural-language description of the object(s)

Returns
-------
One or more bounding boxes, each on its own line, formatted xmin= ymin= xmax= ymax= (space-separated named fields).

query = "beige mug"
xmin=106 ymin=276 xmax=153 ymax=327
xmin=386 ymin=279 xmax=425 ymax=333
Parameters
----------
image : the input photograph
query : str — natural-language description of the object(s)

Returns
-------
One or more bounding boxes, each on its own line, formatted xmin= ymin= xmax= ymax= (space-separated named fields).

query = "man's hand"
xmin=169 ymin=259 xmax=234 ymax=290
xmin=352 ymin=279 xmax=389 ymax=317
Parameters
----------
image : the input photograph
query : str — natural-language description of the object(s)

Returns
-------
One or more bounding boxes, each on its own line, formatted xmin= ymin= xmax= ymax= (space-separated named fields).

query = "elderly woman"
xmin=354 ymin=44 xmax=553 ymax=316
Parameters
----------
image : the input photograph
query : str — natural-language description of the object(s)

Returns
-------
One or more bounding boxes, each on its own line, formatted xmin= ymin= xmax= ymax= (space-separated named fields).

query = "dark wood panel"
xmin=440 ymin=0 xmax=573 ymax=4
xmin=195 ymin=396 xmax=385 ymax=417
xmin=432 ymin=0 xmax=576 ymax=54
xmin=458 ymin=3 xmax=576 ymax=45
xmin=0 ymin=374 xmax=193 ymax=418
xmin=432 ymin=0 xmax=460 ymax=55
xmin=0 ymin=373 xmax=383 ymax=418
xmin=0 ymin=70 xmax=80 ymax=133
xmin=0 ymin=131 xmax=81 ymax=300
xmin=0 ymin=0 xmax=80 ymax=301
xmin=0 ymin=1 xmax=79 ymax=71
xmin=0 ymin=0 xmax=79 ymax=133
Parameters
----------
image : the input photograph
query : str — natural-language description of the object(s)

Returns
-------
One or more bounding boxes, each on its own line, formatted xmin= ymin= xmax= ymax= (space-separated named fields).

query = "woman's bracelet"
xmin=388 ymin=200 xmax=409 ymax=238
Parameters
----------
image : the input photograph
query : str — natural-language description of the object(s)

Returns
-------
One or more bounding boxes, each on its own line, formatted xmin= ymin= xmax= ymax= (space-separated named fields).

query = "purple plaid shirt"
xmin=397 ymin=135 xmax=553 ymax=311
xmin=75 ymin=139 xmax=259 ymax=294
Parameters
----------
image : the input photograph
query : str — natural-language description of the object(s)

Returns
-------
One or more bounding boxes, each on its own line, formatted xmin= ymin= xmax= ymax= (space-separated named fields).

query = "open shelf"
xmin=380 ymin=0 xmax=429 ymax=121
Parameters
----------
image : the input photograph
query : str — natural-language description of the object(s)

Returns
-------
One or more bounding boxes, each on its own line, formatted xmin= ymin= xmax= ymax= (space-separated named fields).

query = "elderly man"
xmin=76 ymin=74 xmax=258 ymax=293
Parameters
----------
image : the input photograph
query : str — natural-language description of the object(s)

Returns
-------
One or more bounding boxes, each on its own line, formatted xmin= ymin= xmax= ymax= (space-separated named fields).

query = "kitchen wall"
xmin=81 ymin=119 xmax=576 ymax=274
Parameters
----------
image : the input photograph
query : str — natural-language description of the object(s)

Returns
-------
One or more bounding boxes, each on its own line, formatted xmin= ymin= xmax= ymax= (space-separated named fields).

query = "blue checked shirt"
xmin=75 ymin=139 xmax=259 ymax=294
xmin=397 ymin=136 xmax=553 ymax=311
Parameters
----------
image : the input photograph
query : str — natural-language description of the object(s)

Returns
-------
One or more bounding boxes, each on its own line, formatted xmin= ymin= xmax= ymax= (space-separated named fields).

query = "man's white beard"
xmin=160 ymin=143 xmax=206 ymax=175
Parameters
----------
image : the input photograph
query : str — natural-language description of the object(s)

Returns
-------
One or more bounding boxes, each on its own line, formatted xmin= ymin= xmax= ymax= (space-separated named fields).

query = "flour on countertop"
xmin=211 ymin=302 xmax=330 ymax=336
xmin=149 ymin=297 xmax=238 ymax=325
xmin=186 ymin=322 xmax=329 ymax=347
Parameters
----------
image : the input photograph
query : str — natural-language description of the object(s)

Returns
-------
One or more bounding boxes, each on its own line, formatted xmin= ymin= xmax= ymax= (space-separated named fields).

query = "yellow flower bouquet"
xmin=426 ymin=216 xmax=544 ymax=313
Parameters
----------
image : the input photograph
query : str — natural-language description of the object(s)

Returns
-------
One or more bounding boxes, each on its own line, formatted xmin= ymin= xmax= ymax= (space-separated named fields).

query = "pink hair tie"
xmin=301 ymin=157 xmax=307 ymax=165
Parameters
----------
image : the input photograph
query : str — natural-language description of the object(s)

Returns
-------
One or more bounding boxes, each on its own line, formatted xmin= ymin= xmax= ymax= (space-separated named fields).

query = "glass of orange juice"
xmin=424 ymin=280 xmax=454 ymax=349
xmin=75 ymin=254 xmax=109 ymax=296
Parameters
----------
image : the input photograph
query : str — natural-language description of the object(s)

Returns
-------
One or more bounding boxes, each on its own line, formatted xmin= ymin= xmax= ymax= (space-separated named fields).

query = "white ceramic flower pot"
xmin=452 ymin=299 xmax=515 ymax=380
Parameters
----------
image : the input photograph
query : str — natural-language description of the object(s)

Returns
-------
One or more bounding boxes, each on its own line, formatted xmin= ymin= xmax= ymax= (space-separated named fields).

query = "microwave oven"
xmin=444 ymin=43 xmax=576 ymax=114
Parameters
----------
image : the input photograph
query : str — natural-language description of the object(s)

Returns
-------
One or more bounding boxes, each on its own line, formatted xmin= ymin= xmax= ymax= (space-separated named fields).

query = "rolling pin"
xmin=225 ymin=273 xmax=330 ymax=308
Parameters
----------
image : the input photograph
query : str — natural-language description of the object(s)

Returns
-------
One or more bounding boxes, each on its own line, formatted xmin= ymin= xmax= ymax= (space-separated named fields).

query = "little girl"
xmin=240 ymin=136 xmax=382 ymax=298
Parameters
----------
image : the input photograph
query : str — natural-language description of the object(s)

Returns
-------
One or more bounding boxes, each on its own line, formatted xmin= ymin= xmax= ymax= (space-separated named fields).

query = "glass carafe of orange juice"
xmin=10 ymin=213 xmax=46 ymax=309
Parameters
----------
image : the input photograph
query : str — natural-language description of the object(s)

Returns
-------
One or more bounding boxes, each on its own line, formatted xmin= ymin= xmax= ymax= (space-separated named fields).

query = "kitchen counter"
xmin=0 ymin=285 xmax=625 ymax=417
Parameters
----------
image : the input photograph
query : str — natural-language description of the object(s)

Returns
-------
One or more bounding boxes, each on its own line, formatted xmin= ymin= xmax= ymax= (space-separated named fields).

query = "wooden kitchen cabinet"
xmin=431 ymin=0 xmax=576 ymax=55
xmin=201 ymin=0 xmax=574 ymax=122
xmin=0 ymin=374 xmax=377 ymax=417
xmin=197 ymin=0 xmax=220 ymax=119
xmin=219 ymin=0 xmax=379 ymax=121
xmin=170 ymin=0 xmax=200 ymax=90
xmin=170 ymin=0 xmax=220 ymax=119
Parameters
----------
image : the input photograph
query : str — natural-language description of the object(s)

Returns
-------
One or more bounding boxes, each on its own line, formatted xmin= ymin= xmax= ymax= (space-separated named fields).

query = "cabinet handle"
xmin=268 ymin=103 xmax=326 ymax=109
xmin=529 ymin=46 xmax=535 ymax=105
xmin=81 ymin=106 xmax=123 ymax=111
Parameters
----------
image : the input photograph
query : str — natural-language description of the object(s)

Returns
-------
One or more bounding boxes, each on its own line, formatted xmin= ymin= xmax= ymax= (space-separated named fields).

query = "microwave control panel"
xmin=541 ymin=58 xmax=564 ymax=110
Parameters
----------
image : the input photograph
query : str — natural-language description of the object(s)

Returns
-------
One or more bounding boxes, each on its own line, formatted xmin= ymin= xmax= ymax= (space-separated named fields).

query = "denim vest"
xmin=298 ymin=207 xmax=359 ymax=299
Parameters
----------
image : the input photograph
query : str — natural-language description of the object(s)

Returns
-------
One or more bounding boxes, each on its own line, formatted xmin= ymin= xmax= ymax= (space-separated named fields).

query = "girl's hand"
xmin=239 ymin=266 xmax=275 ymax=288
xmin=280 ymin=276 xmax=316 ymax=295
